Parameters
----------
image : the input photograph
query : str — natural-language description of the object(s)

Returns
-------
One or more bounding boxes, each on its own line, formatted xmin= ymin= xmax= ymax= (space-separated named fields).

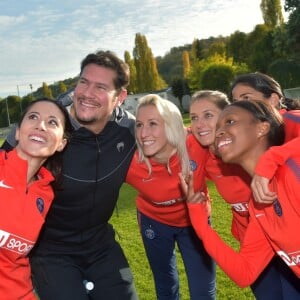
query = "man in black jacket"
xmin=2 ymin=51 xmax=138 ymax=299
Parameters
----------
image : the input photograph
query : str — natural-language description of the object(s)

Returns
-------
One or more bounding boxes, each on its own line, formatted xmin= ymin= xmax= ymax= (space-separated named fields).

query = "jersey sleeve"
xmin=255 ymin=137 xmax=300 ymax=179
xmin=188 ymin=202 xmax=274 ymax=287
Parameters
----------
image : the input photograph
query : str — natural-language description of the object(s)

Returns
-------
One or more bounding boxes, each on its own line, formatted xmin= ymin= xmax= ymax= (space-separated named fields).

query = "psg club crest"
xmin=36 ymin=198 xmax=44 ymax=214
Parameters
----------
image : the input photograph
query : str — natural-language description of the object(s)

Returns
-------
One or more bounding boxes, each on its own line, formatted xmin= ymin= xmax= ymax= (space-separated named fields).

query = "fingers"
xmin=179 ymin=172 xmax=188 ymax=196
xmin=251 ymin=175 xmax=277 ymax=204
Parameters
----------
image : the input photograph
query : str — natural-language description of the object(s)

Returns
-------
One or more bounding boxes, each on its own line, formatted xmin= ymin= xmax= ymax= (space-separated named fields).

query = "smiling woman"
xmin=0 ymin=98 xmax=72 ymax=299
xmin=184 ymin=100 xmax=300 ymax=299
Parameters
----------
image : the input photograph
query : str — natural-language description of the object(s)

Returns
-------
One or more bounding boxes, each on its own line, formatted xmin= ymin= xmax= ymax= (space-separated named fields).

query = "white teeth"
xmin=218 ymin=139 xmax=231 ymax=148
xmin=82 ymin=102 xmax=96 ymax=107
xmin=30 ymin=136 xmax=46 ymax=143
xmin=199 ymin=131 xmax=209 ymax=136
xmin=143 ymin=141 xmax=154 ymax=146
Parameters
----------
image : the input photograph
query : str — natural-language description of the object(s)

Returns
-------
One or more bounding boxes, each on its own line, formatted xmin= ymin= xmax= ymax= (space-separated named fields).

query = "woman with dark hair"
xmin=0 ymin=98 xmax=72 ymax=299
xmin=181 ymin=100 xmax=300 ymax=299
xmin=231 ymin=72 xmax=300 ymax=142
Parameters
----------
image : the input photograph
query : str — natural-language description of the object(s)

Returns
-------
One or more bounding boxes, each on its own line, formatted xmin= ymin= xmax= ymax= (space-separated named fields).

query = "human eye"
xmin=135 ymin=122 xmax=143 ymax=129
xmin=149 ymin=121 xmax=158 ymax=127
xmin=27 ymin=112 xmax=38 ymax=120
xmin=226 ymin=118 xmax=235 ymax=125
xmin=204 ymin=112 xmax=214 ymax=119
xmin=242 ymin=95 xmax=251 ymax=101
xmin=48 ymin=118 xmax=59 ymax=127
xmin=190 ymin=115 xmax=198 ymax=122
xmin=96 ymin=84 xmax=108 ymax=92
xmin=78 ymin=78 xmax=87 ymax=85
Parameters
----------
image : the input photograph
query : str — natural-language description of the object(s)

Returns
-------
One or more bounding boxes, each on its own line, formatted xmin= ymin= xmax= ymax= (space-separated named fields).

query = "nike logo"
xmin=0 ymin=180 xmax=13 ymax=189
xmin=255 ymin=213 xmax=265 ymax=218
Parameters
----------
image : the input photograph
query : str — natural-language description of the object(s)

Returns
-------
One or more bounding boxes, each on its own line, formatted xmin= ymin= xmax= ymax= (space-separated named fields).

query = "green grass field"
xmin=111 ymin=182 xmax=254 ymax=300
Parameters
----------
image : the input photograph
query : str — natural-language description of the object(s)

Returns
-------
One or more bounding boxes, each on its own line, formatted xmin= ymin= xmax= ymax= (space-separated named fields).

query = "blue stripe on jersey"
xmin=286 ymin=158 xmax=300 ymax=181
xmin=283 ymin=112 xmax=300 ymax=124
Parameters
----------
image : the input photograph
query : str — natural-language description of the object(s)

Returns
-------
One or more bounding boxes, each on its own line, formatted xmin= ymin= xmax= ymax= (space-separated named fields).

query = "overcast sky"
xmin=0 ymin=0 xmax=288 ymax=98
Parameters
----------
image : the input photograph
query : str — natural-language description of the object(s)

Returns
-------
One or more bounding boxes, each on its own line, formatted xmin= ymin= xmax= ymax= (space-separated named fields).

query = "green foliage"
xmin=133 ymin=33 xmax=167 ymax=92
xmin=201 ymin=64 xmax=234 ymax=94
xmin=245 ymin=24 xmax=275 ymax=72
xmin=171 ymin=78 xmax=190 ymax=107
xmin=111 ymin=182 xmax=254 ymax=300
xmin=124 ymin=51 xmax=138 ymax=94
xmin=58 ymin=81 xmax=67 ymax=94
xmin=260 ymin=0 xmax=284 ymax=28
xmin=42 ymin=82 xmax=53 ymax=98
xmin=268 ymin=59 xmax=300 ymax=89
xmin=157 ymin=45 xmax=191 ymax=84
xmin=3 ymin=0 xmax=300 ymax=127
xmin=227 ymin=31 xmax=248 ymax=63
xmin=285 ymin=4 xmax=300 ymax=62
xmin=187 ymin=54 xmax=249 ymax=93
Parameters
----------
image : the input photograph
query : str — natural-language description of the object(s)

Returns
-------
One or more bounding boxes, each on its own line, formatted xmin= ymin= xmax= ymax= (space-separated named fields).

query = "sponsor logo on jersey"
xmin=0 ymin=180 xmax=13 ymax=189
xmin=0 ymin=229 xmax=34 ymax=255
xmin=231 ymin=202 xmax=249 ymax=212
xmin=277 ymin=250 xmax=300 ymax=267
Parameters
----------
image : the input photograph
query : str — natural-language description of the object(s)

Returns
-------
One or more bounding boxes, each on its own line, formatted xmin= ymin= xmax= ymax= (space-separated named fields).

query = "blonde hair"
xmin=135 ymin=94 xmax=190 ymax=177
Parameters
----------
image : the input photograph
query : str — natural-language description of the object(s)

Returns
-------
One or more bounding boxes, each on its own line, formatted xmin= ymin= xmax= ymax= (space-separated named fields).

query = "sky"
xmin=0 ymin=0 xmax=288 ymax=98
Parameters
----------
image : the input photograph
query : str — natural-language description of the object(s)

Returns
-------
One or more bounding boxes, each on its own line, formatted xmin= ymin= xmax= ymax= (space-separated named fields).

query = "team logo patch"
xmin=273 ymin=199 xmax=282 ymax=217
xmin=189 ymin=160 xmax=197 ymax=171
xmin=145 ymin=228 xmax=155 ymax=239
xmin=117 ymin=142 xmax=125 ymax=152
xmin=36 ymin=198 xmax=44 ymax=213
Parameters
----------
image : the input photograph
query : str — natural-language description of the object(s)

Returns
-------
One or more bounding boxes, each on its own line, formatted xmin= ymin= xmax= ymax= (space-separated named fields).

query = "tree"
xmin=58 ymin=81 xmax=67 ymax=94
xmin=268 ymin=59 xmax=300 ymax=89
xmin=187 ymin=54 xmax=249 ymax=92
xmin=133 ymin=33 xmax=166 ymax=92
xmin=284 ymin=0 xmax=300 ymax=62
xmin=245 ymin=24 xmax=275 ymax=72
xmin=124 ymin=51 xmax=138 ymax=94
xmin=201 ymin=64 xmax=235 ymax=94
xmin=171 ymin=77 xmax=190 ymax=109
xmin=260 ymin=0 xmax=284 ymax=28
xmin=191 ymin=38 xmax=205 ymax=62
xmin=42 ymin=82 xmax=53 ymax=98
xmin=227 ymin=31 xmax=248 ymax=63
xmin=182 ymin=51 xmax=191 ymax=78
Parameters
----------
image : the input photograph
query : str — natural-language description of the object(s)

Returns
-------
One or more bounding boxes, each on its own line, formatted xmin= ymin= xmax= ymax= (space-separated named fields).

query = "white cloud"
xmin=0 ymin=0 xmax=287 ymax=98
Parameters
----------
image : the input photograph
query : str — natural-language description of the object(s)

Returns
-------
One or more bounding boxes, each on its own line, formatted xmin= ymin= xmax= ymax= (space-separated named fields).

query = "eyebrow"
xmin=28 ymin=111 xmax=59 ymax=119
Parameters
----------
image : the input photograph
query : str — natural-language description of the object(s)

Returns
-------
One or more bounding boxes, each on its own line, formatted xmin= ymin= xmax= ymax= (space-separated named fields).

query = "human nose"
xmin=215 ymin=125 xmax=225 ymax=138
xmin=140 ymin=125 xmax=150 ymax=138
xmin=195 ymin=117 xmax=205 ymax=128
xmin=36 ymin=120 xmax=46 ymax=131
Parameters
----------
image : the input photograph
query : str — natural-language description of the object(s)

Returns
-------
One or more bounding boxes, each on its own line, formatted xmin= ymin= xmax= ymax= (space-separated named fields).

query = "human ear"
xmin=114 ymin=89 xmax=127 ymax=107
xmin=15 ymin=127 xmax=20 ymax=141
xmin=56 ymin=138 xmax=67 ymax=152
xmin=269 ymin=93 xmax=280 ymax=109
xmin=257 ymin=122 xmax=270 ymax=138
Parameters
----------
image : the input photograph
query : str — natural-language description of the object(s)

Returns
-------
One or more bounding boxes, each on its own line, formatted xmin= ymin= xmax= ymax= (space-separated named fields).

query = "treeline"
xmin=0 ymin=0 xmax=299 ymax=127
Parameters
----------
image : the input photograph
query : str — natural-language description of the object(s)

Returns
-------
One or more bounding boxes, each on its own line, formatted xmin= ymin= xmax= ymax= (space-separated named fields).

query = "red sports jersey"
xmin=280 ymin=109 xmax=300 ymax=142
xmin=188 ymin=153 xmax=300 ymax=287
xmin=204 ymin=150 xmax=252 ymax=242
xmin=0 ymin=149 xmax=54 ymax=299
xmin=187 ymin=133 xmax=252 ymax=242
xmin=255 ymin=136 xmax=300 ymax=179
xmin=126 ymin=137 xmax=210 ymax=227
